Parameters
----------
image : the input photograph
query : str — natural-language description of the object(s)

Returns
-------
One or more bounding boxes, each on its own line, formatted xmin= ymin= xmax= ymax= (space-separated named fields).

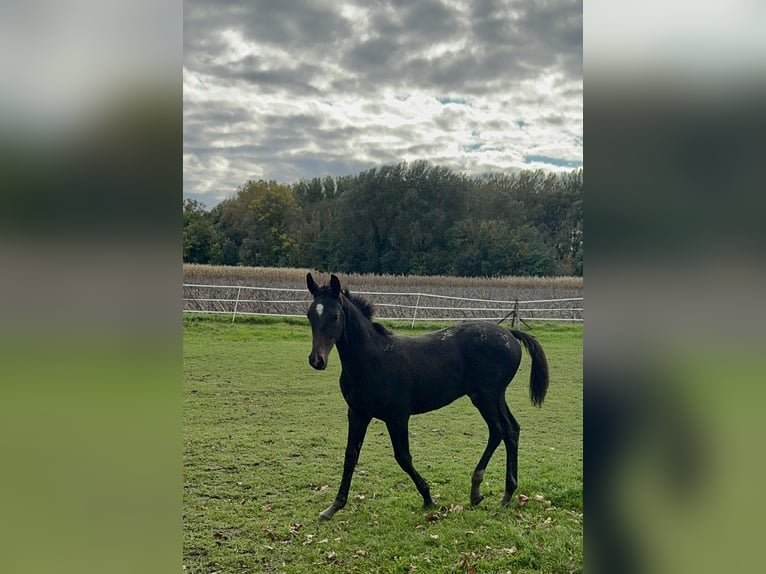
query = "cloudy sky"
xmin=183 ymin=0 xmax=582 ymax=207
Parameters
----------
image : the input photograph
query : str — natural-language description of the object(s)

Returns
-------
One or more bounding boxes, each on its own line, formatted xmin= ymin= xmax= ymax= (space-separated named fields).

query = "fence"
xmin=183 ymin=283 xmax=583 ymax=326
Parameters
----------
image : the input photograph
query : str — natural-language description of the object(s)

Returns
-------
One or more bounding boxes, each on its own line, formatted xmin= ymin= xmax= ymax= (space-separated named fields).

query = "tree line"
xmin=183 ymin=162 xmax=582 ymax=277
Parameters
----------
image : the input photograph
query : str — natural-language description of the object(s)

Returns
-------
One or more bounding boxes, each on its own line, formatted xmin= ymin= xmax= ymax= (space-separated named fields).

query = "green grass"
xmin=184 ymin=315 xmax=582 ymax=573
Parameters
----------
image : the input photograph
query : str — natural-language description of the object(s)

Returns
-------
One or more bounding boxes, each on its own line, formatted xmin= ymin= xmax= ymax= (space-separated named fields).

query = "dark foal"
xmin=306 ymin=273 xmax=549 ymax=520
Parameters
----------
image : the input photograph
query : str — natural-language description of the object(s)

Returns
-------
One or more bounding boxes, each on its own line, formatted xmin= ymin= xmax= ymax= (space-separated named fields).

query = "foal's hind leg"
xmin=499 ymin=401 xmax=521 ymax=506
xmin=469 ymin=393 xmax=505 ymax=506
xmin=385 ymin=417 xmax=435 ymax=508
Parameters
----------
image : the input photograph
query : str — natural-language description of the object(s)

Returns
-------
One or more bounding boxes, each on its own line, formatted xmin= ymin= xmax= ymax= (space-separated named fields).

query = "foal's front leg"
xmin=319 ymin=408 xmax=371 ymax=520
xmin=385 ymin=417 xmax=435 ymax=508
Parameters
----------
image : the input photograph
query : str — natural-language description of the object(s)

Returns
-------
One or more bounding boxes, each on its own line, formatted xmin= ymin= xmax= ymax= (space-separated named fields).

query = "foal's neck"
xmin=336 ymin=295 xmax=388 ymax=362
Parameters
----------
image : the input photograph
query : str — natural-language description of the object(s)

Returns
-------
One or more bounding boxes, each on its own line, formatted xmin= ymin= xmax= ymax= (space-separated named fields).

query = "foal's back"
xmin=395 ymin=322 xmax=524 ymax=413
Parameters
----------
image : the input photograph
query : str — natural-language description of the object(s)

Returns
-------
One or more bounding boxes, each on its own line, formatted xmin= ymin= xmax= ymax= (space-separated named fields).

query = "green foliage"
xmin=183 ymin=317 xmax=583 ymax=573
xmin=208 ymin=180 xmax=301 ymax=267
xmin=183 ymin=164 xmax=583 ymax=277
xmin=183 ymin=199 xmax=221 ymax=264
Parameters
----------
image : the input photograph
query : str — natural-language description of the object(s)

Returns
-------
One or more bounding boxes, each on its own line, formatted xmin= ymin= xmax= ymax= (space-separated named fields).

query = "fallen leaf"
xmin=261 ymin=525 xmax=276 ymax=540
xmin=355 ymin=549 xmax=368 ymax=556
xmin=518 ymin=494 xmax=529 ymax=506
xmin=534 ymin=494 xmax=545 ymax=502
xmin=325 ymin=550 xmax=337 ymax=562
xmin=458 ymin=551 xmax=477 ymax=569
xmin=213 ymin=531 xmax=227 ymax=540
xmin=429 ymin=534 xmax=439 ymax=540
xmin=261 ymin=504 xmax=272 ymax=511
xmin=504 ymin=546 xmax=517 ymax=555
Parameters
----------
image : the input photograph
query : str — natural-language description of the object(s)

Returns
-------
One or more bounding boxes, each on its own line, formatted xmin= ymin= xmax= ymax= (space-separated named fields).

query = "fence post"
xmin=512 ymin=298 xmax=519 ymax=328
xmin=232 ymin=286 xmax=242 ymax=323
xmin=411 ymin=293 xmax=421 ymax=329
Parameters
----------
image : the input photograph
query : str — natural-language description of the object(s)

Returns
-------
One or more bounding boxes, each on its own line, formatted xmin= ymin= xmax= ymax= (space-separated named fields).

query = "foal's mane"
xmin=343 ymin=288 xmax=393 ymax=337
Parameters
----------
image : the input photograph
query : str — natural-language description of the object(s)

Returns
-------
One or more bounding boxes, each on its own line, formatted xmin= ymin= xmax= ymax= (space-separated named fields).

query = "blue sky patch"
xmin=524 ymin=155 xmax=582 ymax=168
xmin=437 ymin=96 xmax=468 ymax=105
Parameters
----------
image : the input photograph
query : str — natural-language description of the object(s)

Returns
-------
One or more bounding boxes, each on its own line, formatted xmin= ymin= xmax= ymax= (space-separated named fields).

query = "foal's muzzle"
xmin=309 ymin=351 xmax=327 ymax=370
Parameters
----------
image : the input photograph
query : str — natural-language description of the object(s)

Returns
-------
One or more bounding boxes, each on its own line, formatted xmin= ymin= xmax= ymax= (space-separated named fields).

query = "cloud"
xmin=184 ymin=0 xmax=582 ymax=206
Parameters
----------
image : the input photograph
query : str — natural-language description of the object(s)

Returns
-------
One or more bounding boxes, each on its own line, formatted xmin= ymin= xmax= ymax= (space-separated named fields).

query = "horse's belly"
xmin=341 ymin=385 xmax=398 ymax=420
xmin=410 ymin=379 xmax=464 ymax=414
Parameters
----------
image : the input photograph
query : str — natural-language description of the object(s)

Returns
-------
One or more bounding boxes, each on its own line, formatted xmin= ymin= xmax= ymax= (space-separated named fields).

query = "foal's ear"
xmin=330 ymin=274 xmax=342 ymax=297
xmin=307 ymin=272 xmax=320 ymax=296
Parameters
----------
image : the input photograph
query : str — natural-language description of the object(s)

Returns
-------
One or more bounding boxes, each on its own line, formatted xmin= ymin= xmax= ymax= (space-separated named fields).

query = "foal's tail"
xmin=510 ymin=329 xmax=549 ymax=407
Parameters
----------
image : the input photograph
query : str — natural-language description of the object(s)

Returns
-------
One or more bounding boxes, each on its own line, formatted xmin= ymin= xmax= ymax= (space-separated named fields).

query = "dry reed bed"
xmin=183 ymin=264 xmax=583 ymax=321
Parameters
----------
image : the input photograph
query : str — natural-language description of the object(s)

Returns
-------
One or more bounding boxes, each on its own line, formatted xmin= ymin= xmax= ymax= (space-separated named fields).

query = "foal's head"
xmin=306 ymin=273 xmax=345 ymax=370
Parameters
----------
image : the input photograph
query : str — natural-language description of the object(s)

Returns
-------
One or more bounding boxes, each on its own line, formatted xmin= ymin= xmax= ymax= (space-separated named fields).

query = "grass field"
xmin=183 ymin=315 xmax=582 ymax=573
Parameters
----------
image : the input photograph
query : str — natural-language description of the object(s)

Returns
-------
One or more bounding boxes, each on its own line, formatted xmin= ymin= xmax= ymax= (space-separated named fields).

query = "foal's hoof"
xmin=470 ymin=493 xmax=484 ymax=506
xmin=423 ymin=498 xmax=436 ymax=509
xmin=319 ymin=503 xmax=340 ymax=520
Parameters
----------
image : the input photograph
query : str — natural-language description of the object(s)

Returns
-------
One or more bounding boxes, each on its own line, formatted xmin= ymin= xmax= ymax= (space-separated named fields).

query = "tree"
xmin=330 ymin=162 xmax=470 ymax=275
xmin=192 ymin=164 xmax=583 ymax=277
xmin=447 ymin=220 xmax=557 ymax=277
xmin=182 ymin=199 xmax=219 ymax=263
xmin=214 ymin=180 xmax=300 ymax=267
